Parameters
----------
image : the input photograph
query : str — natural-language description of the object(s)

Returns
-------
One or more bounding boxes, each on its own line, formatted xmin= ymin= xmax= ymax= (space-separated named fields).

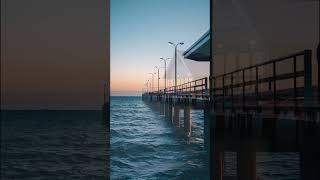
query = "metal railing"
xmin=211 ymin=49 xmax=312 ymax=112
xmin=149 ymin=77 xmax=208 ymax=98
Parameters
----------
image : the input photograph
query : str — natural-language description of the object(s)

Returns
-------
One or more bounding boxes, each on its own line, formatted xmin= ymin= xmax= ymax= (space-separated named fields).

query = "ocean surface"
xmin=110 ymin=96 xmax=306 ymax=179
xmin=1 ymin=110 xmax=109 ymax=180
xmin=110 ymin=96 xmax=209 ymax=179
xmin=2 ymin=97 xmax=317 ymax=179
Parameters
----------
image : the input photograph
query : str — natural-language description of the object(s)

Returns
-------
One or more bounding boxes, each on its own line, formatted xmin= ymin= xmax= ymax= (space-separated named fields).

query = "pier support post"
xmin=211 ymin=113 xmax=225 ymax=179
xmin=204 ymin=108 xmax=210 ymax=149
xmin=237 ymin=144 xmax=256 ymax=180
xmin=173 ymin=106 xmax=180 ymax=127
xmin=212 ymin=151 xmax=224 ymax=180
xmin=168 ymin=103 xmax=173 ymax=122
xmin=164 ymin=103 xmax=169 ymax=117
xmin=300 ymin=124 xmax=320 ymax=179
xmin=184 ymin=106 xmax=191 ymax=134
xmin=160 ymin=103 xmax=165 ymax=115
xmin=301 ymin=146 xmax=320 ymax=179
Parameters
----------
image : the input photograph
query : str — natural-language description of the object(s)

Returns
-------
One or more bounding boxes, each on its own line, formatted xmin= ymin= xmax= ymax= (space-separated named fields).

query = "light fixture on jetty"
xmin=160 ymin=57 xmax=171 ymax=94
xmin=168 ymin=41 xmax=184 ymax=94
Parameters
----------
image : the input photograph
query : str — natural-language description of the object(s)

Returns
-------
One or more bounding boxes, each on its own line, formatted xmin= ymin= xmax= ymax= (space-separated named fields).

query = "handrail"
xmin=143 ymin=50 xmax=313 ymax=113
xmin=148 ymin=77 xmax=208 ymax=98
xmin=213 ymin=50 xmax=307 ymax=79
xmin=211 ymin=49 xmax=312 ymax=112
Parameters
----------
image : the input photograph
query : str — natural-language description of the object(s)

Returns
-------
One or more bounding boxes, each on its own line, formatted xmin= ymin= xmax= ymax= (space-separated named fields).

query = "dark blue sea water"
xmin=110 ymin=96 xmax=210 ymax=179
xmin=2 ymin=97 xmax=316 ymax=179
xmin=1 ymin=110 xmax=109 ymax=180
xmin=110 ymin=96 xmax=306 ymax=179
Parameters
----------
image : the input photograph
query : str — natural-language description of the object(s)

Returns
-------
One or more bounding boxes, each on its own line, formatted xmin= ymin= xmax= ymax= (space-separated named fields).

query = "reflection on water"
xmin=1 ymin=110 xmax=109 ymax=180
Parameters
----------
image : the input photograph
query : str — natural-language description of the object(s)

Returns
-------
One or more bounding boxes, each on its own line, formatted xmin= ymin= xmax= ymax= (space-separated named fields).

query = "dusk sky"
xmin=1 ymin=0 xmax=108 ymax=109
xmin=1 ymin=0 xmax=209 ymax=109
xmin=110 ymin=0 xmax=209 ymax=96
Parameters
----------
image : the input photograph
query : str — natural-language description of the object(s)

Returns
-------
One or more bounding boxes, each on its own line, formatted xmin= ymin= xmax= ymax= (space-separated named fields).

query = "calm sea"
xmin=110 ymin=96 xmax=305 ymax=179
xmin=2 ymin=97 xmax=315 ymax=179
xmin=1 ymin=110 xmax=109 ymax=180
xmin=111 ymin=96 xmax=209 ymax=179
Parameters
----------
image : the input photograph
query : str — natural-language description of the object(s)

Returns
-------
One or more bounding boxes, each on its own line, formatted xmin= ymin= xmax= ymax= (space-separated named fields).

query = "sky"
xmin=110 ymin=0 xmax=210 ymax=96
xmin=1 ymin=0 xmax=108 ymax=109
xmin=1 ymin=0 xmax=209 ymax=109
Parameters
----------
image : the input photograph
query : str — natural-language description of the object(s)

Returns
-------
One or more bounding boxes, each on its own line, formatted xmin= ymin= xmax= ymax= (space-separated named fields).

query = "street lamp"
xmin=154 ymin=66 xmax=160 ymax=93
xmin=148 ymin=72 xmax=155 ymax=92
xmin=145 ymin=80 xmax=149 ymax=92
xmin=160 ymin=57 xmax=171 ymax=94
xmin=168 ymin=41 xmax=184 ymax=94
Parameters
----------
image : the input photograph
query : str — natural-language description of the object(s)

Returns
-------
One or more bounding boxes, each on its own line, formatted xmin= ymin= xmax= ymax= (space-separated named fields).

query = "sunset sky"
xmin=1 ymin=0 xmax=108 ymax=109
xmin=1 ymin=0 xmax=209 ymax=109
xmin=110 ymin=0 xmax=209 ymax=96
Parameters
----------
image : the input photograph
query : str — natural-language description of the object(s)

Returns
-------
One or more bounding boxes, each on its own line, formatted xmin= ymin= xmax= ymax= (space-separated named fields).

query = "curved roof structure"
xmin=183 ymin=31 xmax=210 ymax=61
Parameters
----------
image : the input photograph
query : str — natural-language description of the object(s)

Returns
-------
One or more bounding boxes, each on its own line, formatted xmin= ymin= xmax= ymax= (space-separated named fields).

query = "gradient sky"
xmin=110 ymin=0 xmax=209 ymax=96
xmin=1 ymin=0 xmax=108 ymax=109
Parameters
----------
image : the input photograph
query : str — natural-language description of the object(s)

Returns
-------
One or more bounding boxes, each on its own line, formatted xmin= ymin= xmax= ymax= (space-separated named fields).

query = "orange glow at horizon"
xmin=111 ymin=70 xmax=167 ymax=94
xmin=111 ymin=71 xmax=144 ymax=92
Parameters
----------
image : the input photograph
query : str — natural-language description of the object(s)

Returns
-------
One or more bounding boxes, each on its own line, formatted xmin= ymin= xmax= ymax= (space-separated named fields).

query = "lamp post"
xmin=160 ymin=58 xmax=171 ymax=94
xmin=145 ymin=80 xmax=149 ymax=92
xmin=168 ymin=41 xmax=184 ymax=94
xmin=148 ymin=80 xmax=151 ymax=92
xmin=148 ymin=73 xmax=155 ymax=92
xmin=154 ymin=66 xmax=160 ymax=93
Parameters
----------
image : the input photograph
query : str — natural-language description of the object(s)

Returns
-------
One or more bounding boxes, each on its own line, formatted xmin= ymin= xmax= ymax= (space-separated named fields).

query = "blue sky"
xmin=110 ymin=0 xmax=209 ymax=96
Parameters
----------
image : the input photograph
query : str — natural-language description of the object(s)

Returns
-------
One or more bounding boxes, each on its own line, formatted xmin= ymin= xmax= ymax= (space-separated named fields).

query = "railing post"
xmin=189 ymin=82 xmax=191 ymax=97
xmin=242 ymin=70 xmax=245 ymax=112
xmin=187 ymin=82 xmax=191 ymax=97
xmin=293 ymin=56 xmax=297 ymax=111
xmin=213 ymin=77 xmax=216 ymax=107
xmin=194 ymin=81 xmax=196 ymax=98
xmin=209 ymin=75 xmax=212 ymax=102
xmin=202 ymin=79 xmax=204 ymax=98
xmin=304 ymin=49 xmax=312 ymax=109
xmin=273 ymin=61 xmax=277 ymax=113
xmin=231 ymin=74 xmax=234 ymax=112
xmin=255 ymin=66 xmax=259 ymax=112
xmin=222 ymin=75 xmax=225 ymax=112
xmin=205 ymin=77 xmax=208 ymax=98
xmin=182 ymin=84 xmax=184 ymax=97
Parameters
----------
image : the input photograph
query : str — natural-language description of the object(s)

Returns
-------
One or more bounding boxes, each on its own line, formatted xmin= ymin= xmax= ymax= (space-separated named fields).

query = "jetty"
xmin=142 ymin=0 xmax=319 ymax=179
xmin=142 ymin=48 xmax=319 ymax=179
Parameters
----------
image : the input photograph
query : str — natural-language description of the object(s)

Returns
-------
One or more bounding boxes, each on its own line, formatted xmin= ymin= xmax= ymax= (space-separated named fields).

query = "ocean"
xmin=110 ymin=96 xmax=316 ymax=179
xmin=110 ymin=96 xmax=209 ymax=179
xmin=1 ymin=110 xmax=109 ymax=180
xmin=2 ymin=96 xmax=318 ymax=179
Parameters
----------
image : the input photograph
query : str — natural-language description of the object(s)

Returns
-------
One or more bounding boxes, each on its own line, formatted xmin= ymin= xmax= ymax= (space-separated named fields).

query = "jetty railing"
xmin=150 ymin=77 xmax=209 ymax=99
xmin=211 ymin=49 xmax=312 ymax=112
